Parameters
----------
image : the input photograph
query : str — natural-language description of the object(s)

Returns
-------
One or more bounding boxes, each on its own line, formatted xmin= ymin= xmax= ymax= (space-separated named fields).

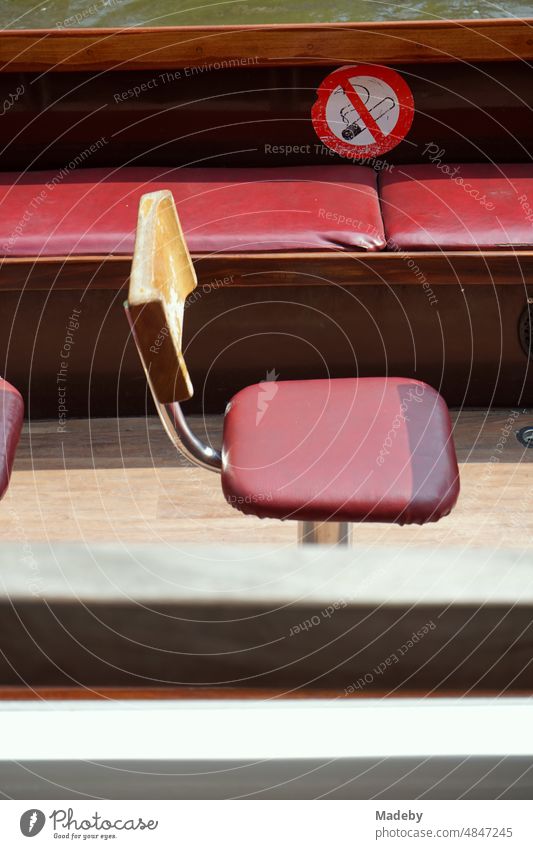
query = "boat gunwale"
xmin=2 ymin=16 xmax=533 ymax=36
xmin=1 ymin=17 xmax=532 ymax=71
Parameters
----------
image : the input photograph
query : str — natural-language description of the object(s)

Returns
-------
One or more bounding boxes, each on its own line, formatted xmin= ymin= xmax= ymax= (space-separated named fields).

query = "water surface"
xmin=1 ymin=0 xmax=532 ymax=29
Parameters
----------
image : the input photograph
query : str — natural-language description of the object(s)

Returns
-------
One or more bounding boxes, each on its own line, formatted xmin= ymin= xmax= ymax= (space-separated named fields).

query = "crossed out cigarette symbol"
xmin=312 ymin=64 xmax=414 ymax=158
xmin=339 ymin=82 xmax=395 ymax=144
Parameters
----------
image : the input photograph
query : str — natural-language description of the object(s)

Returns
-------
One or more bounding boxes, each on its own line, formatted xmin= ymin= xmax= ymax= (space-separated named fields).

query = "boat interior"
xmin=0 ymin=18 xmax=531 ymax=799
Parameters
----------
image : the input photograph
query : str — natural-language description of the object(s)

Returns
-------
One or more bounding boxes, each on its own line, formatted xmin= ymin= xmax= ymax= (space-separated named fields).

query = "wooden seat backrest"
xmin=126 ymin=190 xmax=197 ymax=403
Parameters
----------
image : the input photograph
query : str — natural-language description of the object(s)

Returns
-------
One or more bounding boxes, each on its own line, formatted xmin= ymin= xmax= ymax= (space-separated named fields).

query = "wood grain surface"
xmin=0 ymin=19 xmax=532 ymax=72
xmin=2 ymin=409 xmax=532 ymax=548
xmin=1 ymin=252 xmax=532 ymax=292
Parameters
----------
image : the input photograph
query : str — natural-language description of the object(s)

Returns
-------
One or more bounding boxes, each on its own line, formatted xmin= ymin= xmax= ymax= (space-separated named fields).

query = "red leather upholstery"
xmin=0 ymin=166 xmax=385 ymax=256
xmin=380 ymin=164 xmax=533 ymax=250
xmin=0 ymin=378 xmax=23 ymax=499
xmin=222 ymin=377 xmax=459 ymax=524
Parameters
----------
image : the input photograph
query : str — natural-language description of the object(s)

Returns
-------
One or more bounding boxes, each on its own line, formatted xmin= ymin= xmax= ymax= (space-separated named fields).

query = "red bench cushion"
xmin=380 ymin=164 xmax=533 ymax=250
xmin=222 ymin=377 xmax=459 ymax=525
xmin=0 ymin=378 xmax=23 ymax=500
xmin=0 ymin=166 xmax=385 ymax=256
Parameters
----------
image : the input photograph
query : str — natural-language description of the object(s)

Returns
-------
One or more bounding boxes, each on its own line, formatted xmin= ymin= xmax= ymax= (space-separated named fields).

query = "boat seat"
xmin=221 ymin=376 xmax=459 ymax=525
xmin=0 ymin=166 xmax=385 ymax=257
xmin=0 ymin=378 xmax=23 ymax=500
xmin=126 ymin=189 xmax=460 ymax=543
xmin=379 ymin=164 xmax=533 ymax=250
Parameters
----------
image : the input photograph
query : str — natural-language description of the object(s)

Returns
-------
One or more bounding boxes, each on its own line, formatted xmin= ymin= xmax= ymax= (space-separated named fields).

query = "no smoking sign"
xmin=312 ymin=64 xmax=414 ymax=159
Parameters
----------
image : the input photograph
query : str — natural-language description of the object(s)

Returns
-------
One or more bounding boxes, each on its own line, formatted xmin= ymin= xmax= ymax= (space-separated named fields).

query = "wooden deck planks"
xmin=1 ymin=408 xmax=532 ymax=547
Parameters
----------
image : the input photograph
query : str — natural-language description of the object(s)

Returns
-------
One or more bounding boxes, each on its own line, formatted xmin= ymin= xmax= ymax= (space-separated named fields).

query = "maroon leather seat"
xmin=222 ymin=377 xmax=459 ymax=525
xmin=0 ymin=378 xmax=23 ymax=499
xmin=380 ymin=164 xmax=533 ymax=250
xmin=0 ymin=166 xmax=385 ymax=256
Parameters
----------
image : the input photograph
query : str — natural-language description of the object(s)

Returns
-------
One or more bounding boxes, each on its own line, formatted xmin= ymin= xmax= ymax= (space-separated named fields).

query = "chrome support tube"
xmin=125 ymin=302 xmax=221 ymax=473
xmin=298 ymin=521 xmax=351 ymax=545
xmin=158 ymin=401 xmax=222 ymax=472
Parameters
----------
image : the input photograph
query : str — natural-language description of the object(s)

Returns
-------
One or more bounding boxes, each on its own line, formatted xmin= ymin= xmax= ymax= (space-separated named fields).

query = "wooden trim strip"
xmin=0 ymin=18 xmax=532 ymax=72
xmin=0 ymin=686 xmax=528 ymax=701
xmin=1 ymin=251 xmax=532 ymax=291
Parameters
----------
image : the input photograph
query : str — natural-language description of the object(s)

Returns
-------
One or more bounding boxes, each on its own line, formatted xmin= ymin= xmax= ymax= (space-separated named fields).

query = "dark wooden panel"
xmin=0 ymin=60 xmax=531 ymax=169
xmin=0 ymin=287 xmax=144 ymax=417
xmin=184 ymin=283 xmax=533 ymax=410
xmin=1 ymin=20 xmax=532 ymax=72
xmin=0 ymin=282 xmax=530 ymax=416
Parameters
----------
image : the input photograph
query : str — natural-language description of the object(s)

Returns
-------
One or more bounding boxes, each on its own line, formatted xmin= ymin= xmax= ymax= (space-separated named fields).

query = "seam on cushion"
xmin=376 ymin=169 xmax=389 ymax=250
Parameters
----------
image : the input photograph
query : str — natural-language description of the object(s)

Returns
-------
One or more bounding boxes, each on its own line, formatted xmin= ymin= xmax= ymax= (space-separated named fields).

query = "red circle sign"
xmin=312 ymin=64 xmax=414 ymax=159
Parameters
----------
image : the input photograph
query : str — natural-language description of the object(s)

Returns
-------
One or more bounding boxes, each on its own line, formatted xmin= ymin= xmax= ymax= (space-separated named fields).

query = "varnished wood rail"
xmin=0 ymin=19 xmax=532 ymax=72
xmin=1 ymin=251 xmax=533 ymax=291
xmin=0 ymin=686 xmax=529 ymax=701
